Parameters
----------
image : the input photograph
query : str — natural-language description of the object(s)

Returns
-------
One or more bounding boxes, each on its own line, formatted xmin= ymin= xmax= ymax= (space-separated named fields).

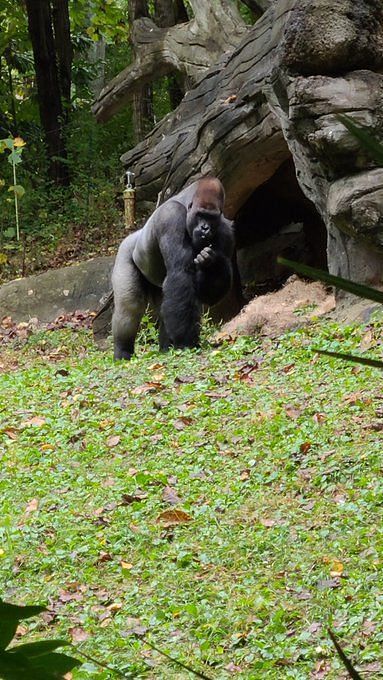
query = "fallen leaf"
xmin=106 ymin=435 xmax=120 ymax=448
xmin=156 ymin=509 xmax=192 ymax=527
xmin=121 ymin=561 xmax=134 ymax=570
xmin=282 ymin=363 xmax=295 ymax=373
xmin=260 ymin=517 xmax=275 ymax=527
xmin=121 ymin=491 xmax=147 ymax=504
xmin=4 ymin=428 xmax=18 ymax=440
xmin=329 ymin=560 xmax=344 ymax=577
xmin=300 ymin=441 xmax=312 ymax=454
xmin=284 ymin=405 xmax=302 ymax=419
xmin=132 ymin=382 xmax=163 ymax=395
xmin=95 ymin=551 xmax=113 ymax=564
xmin=25 ymin=498 xmax=39 ymax=515
xmin=69 ymin=626 xmax=89 ymax=643
xmin=173 ymin=416 xmax=193 ymax=430
xmin=162 ymin=486 xmax=181 ymax=505
xmin=23 ymin=416 xmax=46 ymax=427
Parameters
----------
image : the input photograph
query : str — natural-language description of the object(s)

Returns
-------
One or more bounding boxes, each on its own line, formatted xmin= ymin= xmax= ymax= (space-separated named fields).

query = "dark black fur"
xmin=111 ymin=178 xmax=234 ymax=359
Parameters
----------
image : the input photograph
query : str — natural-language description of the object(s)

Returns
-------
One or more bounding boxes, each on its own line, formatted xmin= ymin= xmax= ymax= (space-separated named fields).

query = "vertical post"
xmin=123 ymin=170 xmax=136 ymax=231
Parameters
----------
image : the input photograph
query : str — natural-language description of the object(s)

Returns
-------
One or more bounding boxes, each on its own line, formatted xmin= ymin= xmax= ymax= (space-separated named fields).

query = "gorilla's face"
xmin=188 ymin=208 xmax=221 ymax=253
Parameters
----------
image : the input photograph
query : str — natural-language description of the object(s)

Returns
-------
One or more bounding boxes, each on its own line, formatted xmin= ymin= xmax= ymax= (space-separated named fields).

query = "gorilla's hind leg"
xmin=112 ymin=294 xmax=147 ymax=360
xmin=112 ymin=241 xmax=147 ymax=360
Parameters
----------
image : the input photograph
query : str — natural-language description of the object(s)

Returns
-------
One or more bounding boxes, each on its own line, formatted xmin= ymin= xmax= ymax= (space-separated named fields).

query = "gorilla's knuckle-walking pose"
xmin=111 ymin=176 xmax=234 ymax=360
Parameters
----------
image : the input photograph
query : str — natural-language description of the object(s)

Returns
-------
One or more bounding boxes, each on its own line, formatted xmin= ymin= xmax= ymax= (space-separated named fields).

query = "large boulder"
xmin=0 ymin=257 xmax=113 ymax=323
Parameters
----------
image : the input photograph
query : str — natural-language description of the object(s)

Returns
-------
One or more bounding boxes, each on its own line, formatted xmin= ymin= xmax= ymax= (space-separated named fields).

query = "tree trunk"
xmin=153 ymin=0 xmax=189 ymax=109
xmin=115 ymin=0 xmax=383 ymax=286
xmin=52 ymin=0 xmax=72 ymax=114
xmin=25 ymin=0 xmax=69 ymax=186
xmin=129 ymin=0 xmax=154 ymax=143
xmin=92 ymin=0 xmax=247 ymax=122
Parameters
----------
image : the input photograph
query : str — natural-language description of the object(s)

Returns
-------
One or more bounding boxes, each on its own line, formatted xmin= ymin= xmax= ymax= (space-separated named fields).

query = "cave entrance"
xmin=234 ymin=159 xmax=328 ymax=302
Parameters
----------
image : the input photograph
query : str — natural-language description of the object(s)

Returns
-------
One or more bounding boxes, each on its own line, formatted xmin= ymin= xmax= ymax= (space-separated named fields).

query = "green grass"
xmin=1 ymin=317 xmax=383 ymax=678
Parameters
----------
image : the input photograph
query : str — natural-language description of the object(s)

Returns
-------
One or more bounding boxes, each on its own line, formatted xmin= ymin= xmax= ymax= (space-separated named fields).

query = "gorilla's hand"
xmin=194 ymin=246 xmax=216 ymax=269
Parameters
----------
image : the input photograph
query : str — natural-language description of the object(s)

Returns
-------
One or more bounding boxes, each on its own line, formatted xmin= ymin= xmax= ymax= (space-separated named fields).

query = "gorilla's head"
xmin=187 ymin=206 xmax=221 ymax=252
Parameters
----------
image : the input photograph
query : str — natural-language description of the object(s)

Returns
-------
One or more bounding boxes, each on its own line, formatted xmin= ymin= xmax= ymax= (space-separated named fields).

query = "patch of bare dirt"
xmin=218 ymin=276 xmax=335 ymax=339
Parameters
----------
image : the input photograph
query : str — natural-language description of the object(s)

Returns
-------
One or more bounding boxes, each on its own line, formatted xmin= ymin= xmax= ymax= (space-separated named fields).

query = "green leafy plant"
xmin=0 ymin=599 xmax=81 ymax=679
xmin=0 ymin=136 xmax=26 ymax=241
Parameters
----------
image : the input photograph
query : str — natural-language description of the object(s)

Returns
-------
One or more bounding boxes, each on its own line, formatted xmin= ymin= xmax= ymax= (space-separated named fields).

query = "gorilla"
xmin=111 ymin=176 xmax=235 ymax=360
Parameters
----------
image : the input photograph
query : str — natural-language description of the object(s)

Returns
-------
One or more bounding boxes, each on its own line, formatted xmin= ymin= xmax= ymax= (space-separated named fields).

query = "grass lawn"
xmin=1 ymin=315 xmax=383 ymax=679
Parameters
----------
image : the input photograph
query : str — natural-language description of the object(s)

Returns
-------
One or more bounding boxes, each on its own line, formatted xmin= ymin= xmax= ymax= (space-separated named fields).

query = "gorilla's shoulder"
xmin=156 ymin=198 xmax=187 ymax=218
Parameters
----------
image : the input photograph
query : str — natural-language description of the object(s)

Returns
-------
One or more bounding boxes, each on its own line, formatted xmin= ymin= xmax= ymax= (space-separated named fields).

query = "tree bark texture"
xmin=92 ymin=0 xmax=247 ymax=123
xmin=129 ymin=0 xmax=154 ymax=143
xmin=113 ymin=0 xmax=383 ymax=285
xmin=25 ymin=0 xmax=69 ymax=186
xmin=52 ymin=0 xmax=72 ymax=113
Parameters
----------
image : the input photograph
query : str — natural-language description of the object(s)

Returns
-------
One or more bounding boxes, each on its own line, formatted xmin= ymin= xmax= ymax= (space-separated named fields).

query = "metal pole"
xmin=123 ymin=170 xmax=136 ymax=231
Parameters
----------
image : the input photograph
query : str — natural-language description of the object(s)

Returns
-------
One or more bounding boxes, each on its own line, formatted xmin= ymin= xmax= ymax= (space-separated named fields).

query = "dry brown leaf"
xmin=121 ymin=561 xmax=134 ymax=570
xmin=25 ymin=498 xmax=39 ymax=515
xmin=132 ymin=382 xmax=163 ymax=395
xmin=173 ymin=417 xmax=193 ymax=431
xmin=260 ymin=518 xmax=275 ymax=527
xmin=23 ymin=416 xmax=46 ymax=427
xmin=69 ymin=626 xmax=89 ymax=643
xmin=106 ymin=435 xmax=120 ymax=448
xmin=329 ymin=560 xmax=344 ymax=577
xmin=284 ymin=405 xmax=302 ymax=419
xmin=299 ymin=441 xmax=312 ymax=454
xmin=162 ymin=486 xmax=182 ymax=506
xmin=156 ymin=509 xmax=192 ymax=526
xmin=4 ymin=428 xmax=18 ymax=440
xmin=121 ymin=491 xmax=147 ymax=504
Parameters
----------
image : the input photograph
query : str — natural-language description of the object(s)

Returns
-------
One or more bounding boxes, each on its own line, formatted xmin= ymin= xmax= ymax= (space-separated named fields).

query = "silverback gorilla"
xmin=111 ymin=176 xmax=235 ymax=359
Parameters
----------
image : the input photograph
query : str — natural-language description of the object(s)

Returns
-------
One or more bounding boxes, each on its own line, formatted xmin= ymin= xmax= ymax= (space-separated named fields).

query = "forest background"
xmin=0 ymin=0 xmax=254 ymax=284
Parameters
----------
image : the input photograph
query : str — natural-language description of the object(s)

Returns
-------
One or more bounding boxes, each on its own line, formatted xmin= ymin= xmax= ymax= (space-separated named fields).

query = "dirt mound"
xmin=219 ymin=276 xmax=335 ymax=338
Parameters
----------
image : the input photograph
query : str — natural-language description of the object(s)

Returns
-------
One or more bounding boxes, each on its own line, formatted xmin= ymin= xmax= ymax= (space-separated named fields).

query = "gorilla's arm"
xmin=194 ymin=220 xmax=234 ymax=306
xmin=157 ymin=201 xmax=201 ymax=348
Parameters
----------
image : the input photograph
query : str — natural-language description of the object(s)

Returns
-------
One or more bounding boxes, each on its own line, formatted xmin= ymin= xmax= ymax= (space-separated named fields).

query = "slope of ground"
xmin=1 ymin=315 xmax=383 ymax=678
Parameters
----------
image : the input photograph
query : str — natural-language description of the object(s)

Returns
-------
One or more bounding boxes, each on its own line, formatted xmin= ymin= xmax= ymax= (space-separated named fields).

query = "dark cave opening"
xmin=234 ymin=159 xmax=328 ymax=301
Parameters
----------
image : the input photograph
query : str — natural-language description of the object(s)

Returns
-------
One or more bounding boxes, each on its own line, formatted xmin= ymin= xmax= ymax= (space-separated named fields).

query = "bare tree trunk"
xmin=154 ymin=0 xmax=188 ymax=109
xmin=52 ymin=0 xmax=72 ymax=116
xmin=129 ymin=0 xmax=154 ymax=143
xmin=93 ymin=0 xmax=247 ymax=122
xmin=25 ymin=0 xmax=69 ymax=186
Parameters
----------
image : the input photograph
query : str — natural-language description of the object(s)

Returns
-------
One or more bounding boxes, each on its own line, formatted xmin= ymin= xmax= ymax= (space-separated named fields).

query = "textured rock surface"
xmin=0 ymin=257 xmax=113 ymax=323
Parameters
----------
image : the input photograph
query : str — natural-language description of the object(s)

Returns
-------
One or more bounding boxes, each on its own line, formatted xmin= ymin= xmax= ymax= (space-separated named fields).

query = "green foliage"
xmin=0 ymin=600 xmax=81 ymax=679
xmin=0 ymin=136 xmax=26 ymax=241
